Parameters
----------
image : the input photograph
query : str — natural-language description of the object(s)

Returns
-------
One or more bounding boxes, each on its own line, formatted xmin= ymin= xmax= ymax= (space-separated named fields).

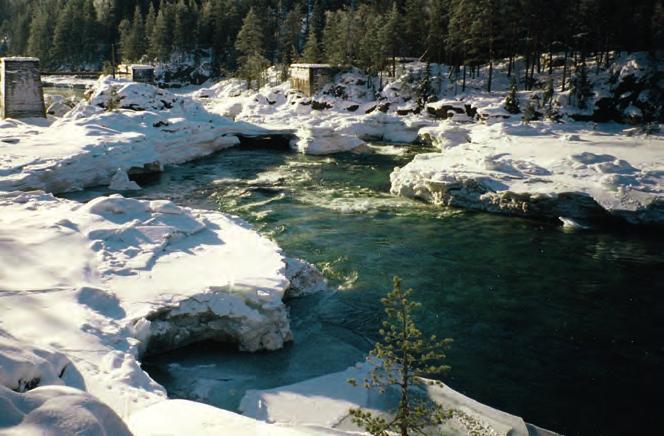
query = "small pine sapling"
xmin=107 ymin=85 xmax=120 ymax=111
xmin=570 ymin=61 xmax=592 ymax=109
xmin=504 ymin=77 xmax=521 ymax=114
xmin=416 ymin=63 xmax=433 ymax=109
xmin=348 ymin=276 xmax=453 ymax=436
xmin=522 ymin=100 xmax=537 ymax=124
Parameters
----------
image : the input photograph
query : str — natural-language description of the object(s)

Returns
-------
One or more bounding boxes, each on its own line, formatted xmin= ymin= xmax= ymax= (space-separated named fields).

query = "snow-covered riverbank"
xmin=191 ymin=54 xmax=663 ymax=226
xmin=391 ymin=120 xmax=664 ymax=226
xmin=0 ymin=191 xmax=324 ymax=434
xmin=0 ymin=77 xmax=290 ymax=194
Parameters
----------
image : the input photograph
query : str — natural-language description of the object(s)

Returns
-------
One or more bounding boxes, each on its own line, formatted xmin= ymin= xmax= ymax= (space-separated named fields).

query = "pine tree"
xmin=173 ymin=0 xmax=197 ymax=54
xmin=51 ymin=2 xmax=77 ymax=66
xmin=150 ymin=3 xmax=173 ymax=61
xmin=380 ymin=3 xmax=401 ymax=77
xmin=543 ymin=78 xmax=554 ymax=107
xmin=425 ymin=0 xmax=448 ymax=64
xmin=28 ymin=3 xmax=56 ymax=67
xmin=348 ymin=277 xmax=453 ymax=436
xmin=522 ymin=99 xmax=538 ymax=124
xmin=301 ymin=31 xmax=321 ymax=63
xmin=126 ymin=6 xmax=146 ymax=62
xmin=235 ymin=8 xmax=269 ymax=89
xmin=504 ymin=77 xmax=521 ymax=114
xmin=118 ymin=18 xmax=132 ymax=62
xmin=403 ymin=0 xmax=425 ymax=57
xmin=570 ymin=61 xmax=592 ymax=109
xmin=322 ymin=10 xmax=345 ymax=65
xmin=144 ymin=3 xmax=157 ymax=58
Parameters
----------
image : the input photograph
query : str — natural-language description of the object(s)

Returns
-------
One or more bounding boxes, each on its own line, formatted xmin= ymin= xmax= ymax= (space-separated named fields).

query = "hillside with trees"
xmin=0 ymin=0 xmax=662 ymax=81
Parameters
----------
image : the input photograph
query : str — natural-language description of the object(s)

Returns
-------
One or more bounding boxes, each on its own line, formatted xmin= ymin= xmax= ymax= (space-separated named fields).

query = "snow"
xmin=0 ymin=53 xmax=660 ymax=434
xmin=240 ymin=362 xmax=550 ymax=436
xmin=0 ymin=76 xmax=286 ymax=194
xmin=0 ymin=191 xmax=325 ymax=434
xmin=127 ymin=399 xmax=310 ymax=436
xmin=391 ymin=120 xmax=664 ymax=225
xmin=0 ymin=385 xmax=132 ymax=435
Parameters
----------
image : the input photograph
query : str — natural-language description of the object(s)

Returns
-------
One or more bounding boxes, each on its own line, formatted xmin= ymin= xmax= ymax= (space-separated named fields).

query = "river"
xmin=68 ymin=143 xmax=664 ymax=436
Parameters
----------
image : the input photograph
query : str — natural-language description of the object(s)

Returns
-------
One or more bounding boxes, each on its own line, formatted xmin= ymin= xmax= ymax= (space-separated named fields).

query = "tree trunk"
xmin=524 ymin=50 xmax=531 ymax=90
xmin=462 ymin=64 xmax=466 ymax=92
xmin=508 ymin=54 xmax=513 ymax=77
xmin=487 ymin=59 xmax=493 ymax=92
xmin=561 ymin=48 xmax=569 ymax=92
xmin=549 ymin=50 xmax=553 ymax=75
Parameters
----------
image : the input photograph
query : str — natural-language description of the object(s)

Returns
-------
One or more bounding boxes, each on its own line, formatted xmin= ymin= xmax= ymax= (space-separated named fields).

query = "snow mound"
xmin=0 ymin=385 xmax=131 ymax=435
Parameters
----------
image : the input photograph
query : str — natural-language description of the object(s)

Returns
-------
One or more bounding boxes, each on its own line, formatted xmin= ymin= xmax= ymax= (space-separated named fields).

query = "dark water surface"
xmin=77 ymin=145 xmax=664 ymax=436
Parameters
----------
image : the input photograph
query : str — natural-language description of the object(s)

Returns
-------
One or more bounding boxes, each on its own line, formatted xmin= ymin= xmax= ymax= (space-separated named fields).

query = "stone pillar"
xmin=0 ymin=57 xmax=46 ymax=119
xmin=130 ymin=65 xmax=155 ymax=84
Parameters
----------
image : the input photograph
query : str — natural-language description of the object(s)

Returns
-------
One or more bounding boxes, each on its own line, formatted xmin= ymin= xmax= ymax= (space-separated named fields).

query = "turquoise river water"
xmin=73 ymin=144 xmax=664 ymax=436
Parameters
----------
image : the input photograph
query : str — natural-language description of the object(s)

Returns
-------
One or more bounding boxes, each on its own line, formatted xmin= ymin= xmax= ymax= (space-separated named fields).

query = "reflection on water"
xmin=73 ymin=145 xmax=664 ymax=436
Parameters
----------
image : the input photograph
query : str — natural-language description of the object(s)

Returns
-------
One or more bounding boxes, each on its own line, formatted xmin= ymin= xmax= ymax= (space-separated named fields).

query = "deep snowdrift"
xmin=0 ymin=191 xmax=324 ymax=434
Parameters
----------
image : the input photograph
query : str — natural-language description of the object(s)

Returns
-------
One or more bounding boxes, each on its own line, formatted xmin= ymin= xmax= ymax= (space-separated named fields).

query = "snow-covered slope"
xmin=0 ymin=76 xmax=286 ymax=194
xmin=0 ymin=191 xmax=323 ymax=433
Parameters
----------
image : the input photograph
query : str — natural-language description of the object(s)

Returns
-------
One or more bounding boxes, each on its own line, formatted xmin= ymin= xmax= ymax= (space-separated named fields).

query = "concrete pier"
xmin=289 ymin=64 xmax=341 ymax=97
xmin=130 ymin=65 xmax=155 ymax=84
xmin=0 ymin=57 xmax=46 ymax=119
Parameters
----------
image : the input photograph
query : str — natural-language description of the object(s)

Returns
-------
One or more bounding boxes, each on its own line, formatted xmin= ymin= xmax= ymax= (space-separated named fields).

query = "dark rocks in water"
xmin=426 ymin=104 xmax=465 ymax=119
xmin=346 ymin=104 xmax=359 ymax=112
xmin=365 ymin=105 xmax=376 ymax=114
xmin=311 ymin=100 xmax=332 ymax=110
xmin=396 ymin=107 xmax=422 ymax=116
xmin=464 ymin=104 xmax=478 ymax=119
xmin=377 ymin=102 xmax=391 ymax=113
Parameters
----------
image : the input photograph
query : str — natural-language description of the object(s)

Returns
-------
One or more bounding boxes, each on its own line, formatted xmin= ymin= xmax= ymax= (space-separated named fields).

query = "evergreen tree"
xmin=402 ymin=0 xmax=425 ymax=57
xmin=118 ymin=18 xmax=132 ymax=62
xmin=173 ymin=0 xmax=198 ymax=54
xmin=301 ymin=31 xmax=322 ymax=63
xmin=504 ymin=77 xmax=520 ymax=114
xmin=322 ymin=10 xmax=346 ymax=65
xmin=235 ymin=8 xmax=269 ymax=89
xmin=116 ymin=4 xmax=148 ymax=63
xmin=51 ymin=1 xmax=77 ymax=66
xmin=28 ymin=2 xmax=57 ymax=67
xmin=570 ymin=61 xmax=592 ymax=109
xmin=309 ymin=0 xmax=326 ymax=40
xmin=348 ymin=277 xmax=453 ymax=436
xmin=150 ymin=2 xmax=173 ymax=61
xmin=380 ymin=3 xmax=401 ymax=77
xmin=144 ymin=3 xmax=156 ymax=56
xmin=425 ymin=0 xmax=448 ymax=64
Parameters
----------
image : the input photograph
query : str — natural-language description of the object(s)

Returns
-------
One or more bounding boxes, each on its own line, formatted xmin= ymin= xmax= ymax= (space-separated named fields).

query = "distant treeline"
xmin=0 ymin=0 xmax=662 ymax=83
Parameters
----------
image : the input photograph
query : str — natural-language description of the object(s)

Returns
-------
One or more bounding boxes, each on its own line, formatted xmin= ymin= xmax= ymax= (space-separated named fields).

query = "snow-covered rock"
xmin=108 ymin=168 xmax=141 ymax=191
xmin=391 ymin=121 xmax=664 ymax=225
